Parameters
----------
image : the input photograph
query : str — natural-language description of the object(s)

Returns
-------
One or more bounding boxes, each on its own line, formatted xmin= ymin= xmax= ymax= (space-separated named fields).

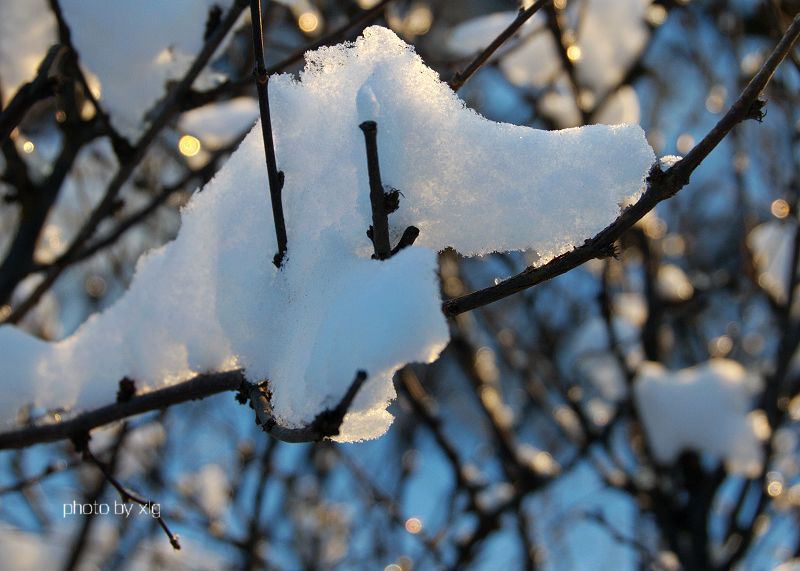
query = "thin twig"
xmin=74 ymin=435 xmax=181 ymax=550
xmin=0 ymin=458 xmax=77 ymax=495
xmin=250 ymin=0 xmax=288 ymax=268
xmin=543 ymin=3 xmax=587 ymax=124
xmin=442 ymin=14 xmax=800 ymax=316
xmin=0 ymin=371 xmax=245 ymax=450
xmin=180 ymin=0 xmax=395 ymax=111
xmin=448 ymin=0 xmax=552 ymax=92
xmin=579 ymin=511 xmax=666 ymax=570
xmin=359 ymin=120 xmax=419 ymax=258
xmin=0 ymin=44 xmax=64 ymax=142
xmin=59 ymin=137 xmax=243 ymax=267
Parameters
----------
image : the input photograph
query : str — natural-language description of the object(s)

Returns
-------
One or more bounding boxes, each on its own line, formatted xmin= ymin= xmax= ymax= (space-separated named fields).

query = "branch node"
xmin=383 ymin=186 xmax=402 ymax=214
xmin=745 ymin=97 xmax=767 ymax=122
xmin=116 ymin=377 xmax=136 ymax=403
xmin=391 ymin=226 xmax=420 ymax=256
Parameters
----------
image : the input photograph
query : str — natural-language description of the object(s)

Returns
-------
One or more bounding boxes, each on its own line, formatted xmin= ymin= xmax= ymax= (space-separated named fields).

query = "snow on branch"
xmin=0 ymin=17 xmax=797 ymax=449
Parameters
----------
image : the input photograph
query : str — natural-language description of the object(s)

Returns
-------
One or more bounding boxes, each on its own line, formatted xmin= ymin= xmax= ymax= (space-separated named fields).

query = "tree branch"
xmin=442 ymin=14 xmax=800 ymax=317
xmin=360 ymin=120 xmax=392 ymax=259
xmin=0 ymin=371 xmax=246 ymax=450
xmin=448 ymin=0 xmax=552 ymax=92
xmin=74 ymin=434 xmax=181 ymax=550
xmin=180 ymin=0 xmax=395 ymax=111
xmin=250 ymin=0 xmax=288 ymax=268
xmin=0 ymin=44 xmax=64 ymax=142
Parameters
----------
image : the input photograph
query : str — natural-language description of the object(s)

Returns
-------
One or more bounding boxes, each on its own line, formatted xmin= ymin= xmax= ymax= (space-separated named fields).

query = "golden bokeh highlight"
xmin=767 ymin=479 xmax=783 ymax=497
xmin=406 ymin=4 xmax=433 ymax=36
xmin=676 ymin=133 xmax=695 ymax=154
xmin=566 ymin=45 xmax=582 ymax=62
xmin=178 ymin=134 xmax=202 ymax=157
xmin=22 ymin=141 xmax=35 ymax=154
xmin=646 ymin=4 xmax=668 ymax=26
xmin=771 ymin=198 xmax=790 ymax=219
xmin=404 ymin=517 xmax=422 ymax=534
xmin=298 ymin=12 xmax=319 ymax=33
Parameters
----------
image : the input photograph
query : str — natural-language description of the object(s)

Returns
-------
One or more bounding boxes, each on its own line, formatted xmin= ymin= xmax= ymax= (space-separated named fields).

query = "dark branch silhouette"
xmin=448 ymin=0 xmax=552 ymax=92
xmin=250 ymin=0 xmax=288 ymax=268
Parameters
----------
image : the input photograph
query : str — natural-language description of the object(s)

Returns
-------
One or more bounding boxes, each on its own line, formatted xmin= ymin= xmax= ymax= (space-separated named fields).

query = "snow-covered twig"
xmin=250 ymin=0 xmax=288 ymax=268
xmin=442 ymin=14 xmax=800 ymax=317
xmin=0 ymin=11 xmax=797 ymax=456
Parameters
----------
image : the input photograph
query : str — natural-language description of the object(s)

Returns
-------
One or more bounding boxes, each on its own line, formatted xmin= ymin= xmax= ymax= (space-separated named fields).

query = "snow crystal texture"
xmin=0 ymin=27 xmax=654 ymax=441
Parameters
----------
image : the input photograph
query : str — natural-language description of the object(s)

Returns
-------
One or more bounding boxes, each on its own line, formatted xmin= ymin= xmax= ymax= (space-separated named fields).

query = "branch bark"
xmin=0 ymin=371 xmax=246 ymax=450
xmin=360 ymin=120 xmax=392 ymax=259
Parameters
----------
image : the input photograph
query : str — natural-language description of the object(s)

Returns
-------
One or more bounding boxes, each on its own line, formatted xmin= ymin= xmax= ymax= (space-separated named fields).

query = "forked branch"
xmin=359 ymin=120 xmax=419 ymax=259
xmin=245 ymin=371 xmax=369 ymax=442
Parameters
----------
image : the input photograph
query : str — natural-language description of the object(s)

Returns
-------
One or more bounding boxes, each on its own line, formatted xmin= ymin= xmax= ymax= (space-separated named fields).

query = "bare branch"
xmin=0 ymin=44 xmax=65 ymax=141
xmin=74 ymin=434 xmax=181 ymax=550
xmin=360 ymin=120 xmax=392 ymax=259
xmin=250 ymin=0 xmax=288 ymax=268
xmin=180 ymin=0 xmax=396 ymax=111
xmin=1 ymin=0 xmax=248 ymax=324
xmin=442 ymin=14 xmax=800 ymax=317
xmin=0 ymin=371 xmax=245 ymax=450
xmin=448 ymin=0 xmax=552 ymax=92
